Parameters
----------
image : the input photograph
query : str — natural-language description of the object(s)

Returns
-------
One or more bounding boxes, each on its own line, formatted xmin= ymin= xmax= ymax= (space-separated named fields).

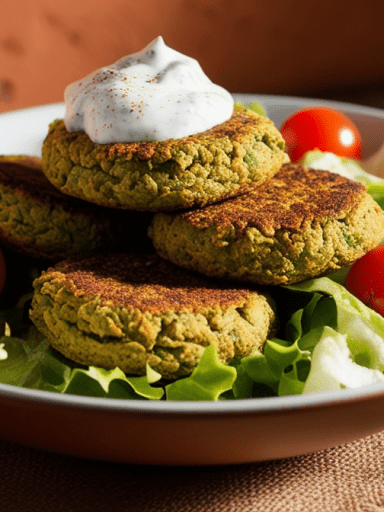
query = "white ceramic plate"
xmin=0 ymin=95 xmax=384 ymax=466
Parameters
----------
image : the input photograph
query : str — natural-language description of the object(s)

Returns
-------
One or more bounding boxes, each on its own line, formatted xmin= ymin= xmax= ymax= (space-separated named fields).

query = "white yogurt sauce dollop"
xmin=64 ymin=36 xmax=234 ymax=144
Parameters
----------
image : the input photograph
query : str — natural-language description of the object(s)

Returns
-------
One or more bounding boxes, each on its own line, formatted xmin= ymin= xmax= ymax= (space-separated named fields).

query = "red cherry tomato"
xmin=345 ymin=244 xmax=384 ymax=317
xmin=280 ymin=107 xmax=363 ymax=163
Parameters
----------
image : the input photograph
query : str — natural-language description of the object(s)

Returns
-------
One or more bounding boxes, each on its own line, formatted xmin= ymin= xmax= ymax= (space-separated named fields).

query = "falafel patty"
xmin=148 ymin=163 xmax=384 ymax=285
xmin=29 ymin=253 xmax=277 ymax=379
xmin=0 ymin=157 xmax=152 ymax=260
xmin=41 ymin=105 xmax=287 ymax=212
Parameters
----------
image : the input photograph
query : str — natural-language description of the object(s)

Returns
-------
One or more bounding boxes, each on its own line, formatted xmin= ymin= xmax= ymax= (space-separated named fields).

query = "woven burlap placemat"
xmin=1 ymin=431 xmax=384 ymax=512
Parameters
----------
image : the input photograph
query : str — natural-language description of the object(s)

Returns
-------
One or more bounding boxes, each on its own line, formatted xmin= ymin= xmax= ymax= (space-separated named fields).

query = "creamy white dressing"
xmin=64 ymin=36 xmax=234 ymax=144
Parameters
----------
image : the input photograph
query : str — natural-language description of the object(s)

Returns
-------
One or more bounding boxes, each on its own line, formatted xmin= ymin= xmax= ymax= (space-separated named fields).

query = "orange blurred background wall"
xmin=1 ymin=0 xmax=384 ymax=113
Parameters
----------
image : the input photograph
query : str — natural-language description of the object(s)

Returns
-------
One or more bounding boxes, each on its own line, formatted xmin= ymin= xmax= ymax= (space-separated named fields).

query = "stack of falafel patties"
xmin=25 ymin=104 xmax=384 ymax=380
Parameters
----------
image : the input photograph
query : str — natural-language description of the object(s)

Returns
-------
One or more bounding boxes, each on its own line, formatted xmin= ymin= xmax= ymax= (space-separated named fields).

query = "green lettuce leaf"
xmin=288 ymin=277 xmax=384 ymax=341
xmin=303 ymin=326 xmax=384 ymax=393
xmin=61 ymin=365 xmax=164 ymax=400
xmin=366 ymin=182 xmax=384 ymax=210
xmin=0 ymin=302 xmax=235 ymax=400
xmin=300 ymin=150 xmax=383 ymax=184
xmin=0 ymin=296 xmax=166 ymax=398
xmin=240 ymin=338 xmax=310 ymax=396
xmin=239 ymin=276 xmax=384 ymax=397
xmin=0 ymin=331 xmax=68 ymax=391
xmin=2 ymin=277 xmax=384 ymax=400
xmin=238 ymin=291 xmax=333 ymax=397
xmin=165 ymin=344 xmax=236 ymax=401
xmin=235 ymin=100 xmax=266 ymax=117
xmin=289 ymin=278 xmax=384 ymax=392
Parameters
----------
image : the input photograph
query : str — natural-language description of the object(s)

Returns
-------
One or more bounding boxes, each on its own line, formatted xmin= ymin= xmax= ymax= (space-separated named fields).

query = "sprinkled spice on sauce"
xmin=64 ymin=36 xmax=234 ymax=144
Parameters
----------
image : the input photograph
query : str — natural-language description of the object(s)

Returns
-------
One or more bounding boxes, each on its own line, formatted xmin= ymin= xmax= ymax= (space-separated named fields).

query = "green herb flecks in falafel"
xmin=41 ymin=106 xmax=287 ymax=212
xmin=148 ymin=163 xmax=384 ymax=285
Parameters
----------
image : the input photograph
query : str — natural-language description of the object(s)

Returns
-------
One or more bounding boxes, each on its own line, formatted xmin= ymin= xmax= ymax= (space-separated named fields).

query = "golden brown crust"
xmin=50 ymin=108 xmax=282 ymax=162
xmin=179 ymin=163 xmax=367 ymax=237
xmin=100 ymin=108 xmax=271 ymax=161
xmin=148 ymin=164 xmax=384 ymax=285
xmin=51 ymin=253 xmax=257 ymax=314
xmin=42 ymin=106 xmax=287 ymax=211
xmin=31 ymin=253 xmax=277 ymax=378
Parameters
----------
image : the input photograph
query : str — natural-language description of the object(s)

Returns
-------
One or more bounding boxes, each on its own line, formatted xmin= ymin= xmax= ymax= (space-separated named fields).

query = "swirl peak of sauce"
xmin=64 ymin=36 xmax=234 ymax=144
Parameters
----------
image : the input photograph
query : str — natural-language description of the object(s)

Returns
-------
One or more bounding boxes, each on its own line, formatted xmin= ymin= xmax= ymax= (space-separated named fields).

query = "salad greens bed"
xmin=1 ymin=151 xmax=384 ymax=401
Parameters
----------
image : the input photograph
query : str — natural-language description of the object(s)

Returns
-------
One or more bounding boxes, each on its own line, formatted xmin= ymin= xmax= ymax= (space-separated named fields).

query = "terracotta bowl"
xmin=1 ymin=95 xmax=384 ymax=465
